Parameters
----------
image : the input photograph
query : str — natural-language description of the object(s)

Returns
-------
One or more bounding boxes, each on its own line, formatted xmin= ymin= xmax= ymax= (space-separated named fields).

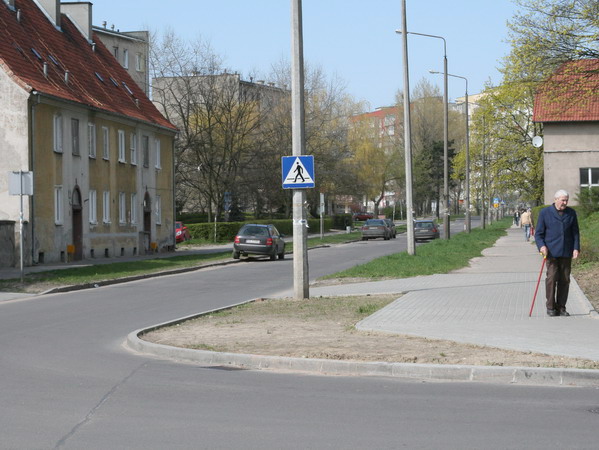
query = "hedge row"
xmin=186 ymin=218 xmax=335 ymax=242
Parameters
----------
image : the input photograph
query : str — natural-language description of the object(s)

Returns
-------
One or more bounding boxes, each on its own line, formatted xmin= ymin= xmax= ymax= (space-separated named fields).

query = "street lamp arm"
xmin=395 ymin=30 xmax=447 ymax=56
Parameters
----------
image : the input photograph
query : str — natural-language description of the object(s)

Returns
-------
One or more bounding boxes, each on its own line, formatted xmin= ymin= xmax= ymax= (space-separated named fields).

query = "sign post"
xmin=282 ymin=154 xmax=315 ymax=299
xmin=290 ymin=0 xmax=309 ymax=300
xmin=8 ymin=171 xmax=33 ymax=283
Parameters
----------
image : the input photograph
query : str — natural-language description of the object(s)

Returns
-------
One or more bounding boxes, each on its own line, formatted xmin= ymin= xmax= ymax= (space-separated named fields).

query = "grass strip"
xmin=323 ymin=218 xmax=511 ymax=279
xmin=0 ymin=230 xmax=363 ymax=291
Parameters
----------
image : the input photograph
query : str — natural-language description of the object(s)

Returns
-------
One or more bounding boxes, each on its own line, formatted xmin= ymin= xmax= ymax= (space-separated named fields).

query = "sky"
xmin=92 ymin=0 xmax=518 ymax=109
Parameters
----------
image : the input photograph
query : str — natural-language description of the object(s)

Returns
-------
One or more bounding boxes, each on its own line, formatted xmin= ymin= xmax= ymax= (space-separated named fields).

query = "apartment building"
xmin=0 ymin=0 xmax=177 ymax=266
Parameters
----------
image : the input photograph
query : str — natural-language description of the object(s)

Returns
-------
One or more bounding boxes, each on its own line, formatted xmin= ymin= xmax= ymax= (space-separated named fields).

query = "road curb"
xmin=126 ymin=309 xmax=599 ymax=388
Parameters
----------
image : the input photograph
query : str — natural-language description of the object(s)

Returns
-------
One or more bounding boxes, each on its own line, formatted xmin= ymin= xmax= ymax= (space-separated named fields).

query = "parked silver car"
xmin=361 ymin=219 xmax=392 ymax=240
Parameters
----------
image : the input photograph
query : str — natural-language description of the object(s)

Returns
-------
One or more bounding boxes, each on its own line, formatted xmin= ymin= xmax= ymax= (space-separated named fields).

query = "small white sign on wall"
xmin=8 ymin=171 xmax=33 ymax=196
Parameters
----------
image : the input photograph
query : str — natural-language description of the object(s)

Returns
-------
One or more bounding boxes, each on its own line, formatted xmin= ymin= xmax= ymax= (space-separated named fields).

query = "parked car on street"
xmin=414 ymin=219 xmax=440 ymax=242
xmin=175 ymin=221 xmax=191 ymax=243
xmin=383 ymin=219 xmax=397 ymax=238
xmin=361 ymin=219 xmax=392 ymax=240
xmin=353 ymin=212 xmax=374 ymax=221
xmin=233 ymin=224 xmax=285 ymax=261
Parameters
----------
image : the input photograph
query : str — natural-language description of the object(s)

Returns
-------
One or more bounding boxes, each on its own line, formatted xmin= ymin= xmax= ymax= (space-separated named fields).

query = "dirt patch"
xmin=143 ymin=293 xmax=599 ymax=369
xmin=573 ymin=263 xmax=599 ymax=312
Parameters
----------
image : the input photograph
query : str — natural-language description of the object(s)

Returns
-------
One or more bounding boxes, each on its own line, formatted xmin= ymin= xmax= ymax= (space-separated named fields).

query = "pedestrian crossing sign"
xmin=281 ymin=155 xmax=315 ymax=189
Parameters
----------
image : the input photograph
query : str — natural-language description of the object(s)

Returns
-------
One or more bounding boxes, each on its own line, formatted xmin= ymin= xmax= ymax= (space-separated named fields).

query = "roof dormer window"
xmin=95 ymin=72 xmax=104 ymax=83
xmin=31 ymin=48 xmax=42 ymax=60
xmin=48 ymin=54 xmax=59 ymax=66
xmin=122 ymin=82 xmax=133 ymax=95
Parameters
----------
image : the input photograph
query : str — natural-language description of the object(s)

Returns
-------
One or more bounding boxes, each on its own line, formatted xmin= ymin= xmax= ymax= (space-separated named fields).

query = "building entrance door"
xmin=72 ymin=187 xmax=83 ymax=261
xmin=143 ymin=192 xmax=151 ymax=253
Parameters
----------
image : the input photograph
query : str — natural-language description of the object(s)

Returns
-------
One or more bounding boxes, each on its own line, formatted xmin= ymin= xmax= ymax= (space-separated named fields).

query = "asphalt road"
xmin=2 ymin=219 xmax=598 ymax=449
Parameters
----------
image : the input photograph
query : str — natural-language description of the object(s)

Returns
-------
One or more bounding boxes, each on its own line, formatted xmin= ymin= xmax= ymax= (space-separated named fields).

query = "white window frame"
xmin=118 ymin=129 xmax=126 ymax=163
xmin=580 ymin=167 xmax=599 ymax=188
xmin=155 ymin=195 xmax=161 ymax=225
xmin=89 ymin=190 xmax=97 ymax=224
xmin=130 ymin=193 xmax=138 ymax=224
xmin=130 ymin=133 xmax=137 ymax=165
xmin=135 ymin=53 xmax=143 ymax=72
xmin=102 ymin=191 xmax=111 ymax=223
xmin=119 ymin=192 xmax=126 ymax=224
xmin=154 ymin=138 xmax=161 ymax=169
xmin=88 ymin=123 xmax=96 ymax=158
xmin=54 ymin=186 xmax=63 ymax=225
xmin=123 ymin=48 xmax=129 ymax=69
xmin=53 ymin=114 xmax=63 ymax=153
xmin=102 ymin=126 xmax=109 ymax=160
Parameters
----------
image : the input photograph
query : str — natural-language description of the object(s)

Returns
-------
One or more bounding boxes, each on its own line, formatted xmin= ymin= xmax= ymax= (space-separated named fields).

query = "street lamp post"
xmin=430 ymin=71 xmax=470 ymax=232
xmin=395 ymin=30 xmax=449 ymax=239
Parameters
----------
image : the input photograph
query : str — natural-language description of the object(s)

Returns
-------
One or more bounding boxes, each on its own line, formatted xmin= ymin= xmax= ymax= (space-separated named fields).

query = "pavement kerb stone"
xmin=126 ymin=302 xmax=599 ymax=388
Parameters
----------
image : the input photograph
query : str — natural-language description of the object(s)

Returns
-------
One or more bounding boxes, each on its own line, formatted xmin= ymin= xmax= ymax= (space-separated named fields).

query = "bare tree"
xmin=151 ymin=31 xmax=274 ymax=221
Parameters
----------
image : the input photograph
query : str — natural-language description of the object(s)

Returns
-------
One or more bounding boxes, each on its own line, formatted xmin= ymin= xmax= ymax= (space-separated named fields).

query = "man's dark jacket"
xmin=535 ymin=204 xmax=580 ymax=258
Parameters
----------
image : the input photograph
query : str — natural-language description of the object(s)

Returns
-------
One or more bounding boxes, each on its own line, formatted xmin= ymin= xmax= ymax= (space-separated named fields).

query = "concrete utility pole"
xmin=291 ymin=0 xmax=309 ymax=299
xmin=399 ymin=0 xmax=415 ymax=255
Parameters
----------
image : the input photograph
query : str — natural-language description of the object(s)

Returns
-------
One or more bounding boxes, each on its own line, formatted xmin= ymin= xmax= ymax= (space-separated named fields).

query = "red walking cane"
xmin=529 ymin=255 xmax=546 ymax=317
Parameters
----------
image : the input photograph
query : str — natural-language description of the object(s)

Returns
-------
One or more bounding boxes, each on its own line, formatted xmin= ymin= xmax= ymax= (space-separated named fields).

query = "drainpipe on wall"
xmin=29 ymin=91 xmax=40 ymax=265
xmin=171 ymin=134 xmax=176 ymax=250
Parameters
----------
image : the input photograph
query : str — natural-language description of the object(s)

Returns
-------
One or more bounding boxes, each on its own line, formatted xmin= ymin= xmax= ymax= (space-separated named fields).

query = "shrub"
xmin=576 ymin=187 xmax=599 ymax=218
xmin=332 ymin=214 xmax=353 ymax=229
xmin=186 ymin=218 xmax=333 ymax=242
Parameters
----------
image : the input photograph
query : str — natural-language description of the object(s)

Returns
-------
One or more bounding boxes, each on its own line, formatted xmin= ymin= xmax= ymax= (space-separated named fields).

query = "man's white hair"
xmin=554 ymin=189 xmax=569 ymax=199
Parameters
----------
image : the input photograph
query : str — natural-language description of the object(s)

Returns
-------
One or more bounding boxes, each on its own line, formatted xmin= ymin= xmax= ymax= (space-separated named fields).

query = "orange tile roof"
xmin=0 ymin=0 xmax=176 ymax=131
xmin=533 ymin=59 xmax=599 ymax=123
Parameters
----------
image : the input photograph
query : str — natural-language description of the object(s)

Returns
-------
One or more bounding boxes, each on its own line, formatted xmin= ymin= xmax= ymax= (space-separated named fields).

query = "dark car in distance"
xmin=384 ymin=219 xmax=397 ymax=238
xmin=175 ymin=221 xmax=191 ymax=243
xmin=361 ymin=219 xmax=392 ymax=240
xmin=414 ymin=219 xmax=440 ymax=242
xmin=233 ymin=224 xmax=285 ymax=261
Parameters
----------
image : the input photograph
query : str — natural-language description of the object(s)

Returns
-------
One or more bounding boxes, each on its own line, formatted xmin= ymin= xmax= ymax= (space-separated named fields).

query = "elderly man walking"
xmin=535 ymin=190 xmax=580 ymax=317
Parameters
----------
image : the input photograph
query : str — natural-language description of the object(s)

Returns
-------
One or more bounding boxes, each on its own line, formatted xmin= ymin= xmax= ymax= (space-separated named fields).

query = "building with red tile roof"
xmin=533 ymin=59 xmax=599 ymax=205
xmin=0 ymin=0 xmax=177 ymax=266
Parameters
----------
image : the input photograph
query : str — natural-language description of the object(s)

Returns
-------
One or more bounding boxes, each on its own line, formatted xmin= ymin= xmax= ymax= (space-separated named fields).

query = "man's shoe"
xmin=559 ymin=309 xmax=570 ymax=317
xmin=547 ymin=309 xmax=557 ymax=316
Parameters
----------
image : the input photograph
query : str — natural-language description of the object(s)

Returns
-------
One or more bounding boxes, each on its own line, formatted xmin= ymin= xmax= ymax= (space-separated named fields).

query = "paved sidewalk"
xmin=310 ymin=226 xmax=599 ymax=361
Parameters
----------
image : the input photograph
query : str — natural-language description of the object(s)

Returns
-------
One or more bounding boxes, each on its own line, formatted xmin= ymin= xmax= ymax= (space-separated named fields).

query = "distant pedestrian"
xmin=535 ymin=190 xmax=580 ymax=317
xmin=520 ymin=208 xmax=534 ymax=241
xmin=513 ymin=210 xmax=520 ymax=226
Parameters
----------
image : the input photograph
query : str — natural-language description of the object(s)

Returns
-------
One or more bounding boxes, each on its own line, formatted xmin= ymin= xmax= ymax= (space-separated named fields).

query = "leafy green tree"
xmin=507 ymin=0 xmax=599 ymax=82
